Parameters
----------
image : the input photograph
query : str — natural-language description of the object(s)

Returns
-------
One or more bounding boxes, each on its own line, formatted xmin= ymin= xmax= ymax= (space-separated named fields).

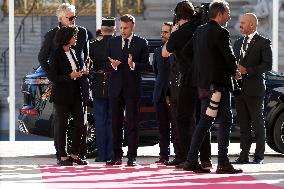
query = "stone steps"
xmin=0 ymin=15 xmax=41 ymax=108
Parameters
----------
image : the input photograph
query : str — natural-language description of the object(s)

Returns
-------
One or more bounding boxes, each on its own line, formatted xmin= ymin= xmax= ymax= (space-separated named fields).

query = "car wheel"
xmin=273 ymin=112 xmax=284 ymax=154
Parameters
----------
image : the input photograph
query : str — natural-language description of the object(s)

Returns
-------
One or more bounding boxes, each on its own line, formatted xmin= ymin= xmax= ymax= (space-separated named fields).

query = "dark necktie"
xmin=123 ymin=38 xmax=129 ymax=51
xmin=242 ymin=36 xmax=249 ymax=52
xmin=239 ymin=36 xmax=249 ymax=64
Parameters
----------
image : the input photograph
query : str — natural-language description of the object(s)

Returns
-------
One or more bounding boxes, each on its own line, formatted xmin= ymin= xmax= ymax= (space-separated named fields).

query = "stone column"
xmin=0 ymin=0 xmax=4 ymax=19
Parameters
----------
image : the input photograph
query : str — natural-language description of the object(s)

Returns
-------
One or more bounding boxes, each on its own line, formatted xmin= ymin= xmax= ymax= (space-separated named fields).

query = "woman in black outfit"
xmin=49 ymin=26 xmax=89 ymax=166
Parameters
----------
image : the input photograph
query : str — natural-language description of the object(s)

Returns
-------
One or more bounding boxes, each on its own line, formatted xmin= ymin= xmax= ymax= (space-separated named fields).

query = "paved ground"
xmin=0 ymin=142 xmax=283 ymax=188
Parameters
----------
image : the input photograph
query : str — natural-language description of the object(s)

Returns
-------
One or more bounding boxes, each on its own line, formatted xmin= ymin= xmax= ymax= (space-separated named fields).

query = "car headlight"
xmin=24 ymin=78 xmax=50 ymax=85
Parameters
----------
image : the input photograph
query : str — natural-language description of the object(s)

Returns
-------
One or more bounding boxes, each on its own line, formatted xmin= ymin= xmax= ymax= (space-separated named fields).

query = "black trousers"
xmin=110 ymin=94 xmax=140 ymax=160
xmin=169 ymin=96 xmax=182 ymax=160
xmin=187 ymin=90 xmax=231 ymax=164
xmin=155 ymin=95 xmax=171 ymax=159
xmin=177 ymin=85 xmax=211 ymax=163
xmin=236 ymin=94 xmax=265 ymax=160
xmin=53 ymin=95 xmax=85 ymax=158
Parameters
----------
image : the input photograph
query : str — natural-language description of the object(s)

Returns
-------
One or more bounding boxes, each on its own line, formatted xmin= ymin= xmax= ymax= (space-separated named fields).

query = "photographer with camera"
xmin=162 ymin=0 xmax=211 ymax=168
xmin=182 ymin=0 xmax=242 ymax=174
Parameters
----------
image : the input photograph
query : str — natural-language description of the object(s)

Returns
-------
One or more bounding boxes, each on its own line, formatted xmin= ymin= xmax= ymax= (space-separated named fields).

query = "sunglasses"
xmin=66 ymin=15 xmax=77 ymax=21
xmin=160 ymin=31 xmax=170 ymax=34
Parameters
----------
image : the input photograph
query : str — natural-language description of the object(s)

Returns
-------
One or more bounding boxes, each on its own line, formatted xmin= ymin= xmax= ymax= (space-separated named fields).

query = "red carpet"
xmin=39 ymin=164 xmax=282 ymax=189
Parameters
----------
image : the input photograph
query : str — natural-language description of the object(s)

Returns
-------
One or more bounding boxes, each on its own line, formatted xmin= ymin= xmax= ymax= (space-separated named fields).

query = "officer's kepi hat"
xmin=101 ymin=17 xmax=116 ymax=27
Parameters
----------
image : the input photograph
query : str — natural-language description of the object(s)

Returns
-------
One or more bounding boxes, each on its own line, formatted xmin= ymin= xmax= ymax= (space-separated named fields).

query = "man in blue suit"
xmin=153 ymin=22 xmax=173 ymax=164
xmin=106 ymin=14 xmax=150 ymax=166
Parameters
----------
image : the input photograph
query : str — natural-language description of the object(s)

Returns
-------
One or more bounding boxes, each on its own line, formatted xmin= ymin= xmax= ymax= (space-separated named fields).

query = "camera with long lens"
xmin=192 ymin=3 xmax=210 ymax=26
xmin=173 ymin=2 xmax=210 ymax=26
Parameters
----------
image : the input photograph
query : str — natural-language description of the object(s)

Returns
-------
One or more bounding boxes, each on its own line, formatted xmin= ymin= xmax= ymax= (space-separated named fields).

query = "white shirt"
xmin=241 ymin=30 xmax=258 ymax=57
xmin=122 ymin=33 xmax=133 ymax=49
xmin=65 ymin=51 xmax=77 ymax=71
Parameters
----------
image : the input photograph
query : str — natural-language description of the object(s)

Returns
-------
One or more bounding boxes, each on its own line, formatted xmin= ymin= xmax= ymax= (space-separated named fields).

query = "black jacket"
xmin=185 ymin=20 xmax=237 ymax=91
xmin=38 ymin=26 xmax=89 ymax=76
xmin=152 ymin=46 xmax=170 ymax=104
xmin=49 ymin=47 xmax=89 ymax=105
xmin=233 ymin=34 xmax=272 ymax=96
xmin=106 ymin=35 xmax=150 ymax=98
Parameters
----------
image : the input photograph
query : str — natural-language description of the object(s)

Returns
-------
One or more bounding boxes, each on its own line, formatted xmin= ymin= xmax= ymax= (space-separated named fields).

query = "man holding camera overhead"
xmin=162 ymin=0 xmax=211 ymax=169
xmin=182 ymin=0 xmax=242 ymax=174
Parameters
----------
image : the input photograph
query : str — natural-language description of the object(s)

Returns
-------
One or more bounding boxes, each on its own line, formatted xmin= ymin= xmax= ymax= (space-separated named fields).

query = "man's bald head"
xmin=239 ymin=13 xmax=258 ymax=35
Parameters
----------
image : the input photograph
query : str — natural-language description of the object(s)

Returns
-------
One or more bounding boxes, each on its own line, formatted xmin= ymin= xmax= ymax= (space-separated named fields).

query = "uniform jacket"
xmin=89 ymin=35 xmax=114 ymax=98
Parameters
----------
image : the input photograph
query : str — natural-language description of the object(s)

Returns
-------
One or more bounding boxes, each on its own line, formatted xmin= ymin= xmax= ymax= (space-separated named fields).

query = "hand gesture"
xmin=171 ymin=23 xmax=179 ymax=33
xmin=70 ymin=70 xmax=83 ymax=80
xmin=166 ymin=96 xmax=171 ymax=106
xmin=234 ymin=69 xmax=242 ymax=80
xmin=128 ymin=54 xmax=134 ymax=69
xmin=108 ymin=57 xmax=121 ymax=68
xmin=237 ymin=65 xmax=247 ymax=75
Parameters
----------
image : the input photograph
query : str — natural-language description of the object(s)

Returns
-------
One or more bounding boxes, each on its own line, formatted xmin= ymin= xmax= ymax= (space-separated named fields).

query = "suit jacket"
xmin=49 ymin=47 xmax=89 ymax=105
xmin=152 ymin=46 xmax=170 ymax=104
xmin=233 ymin=34 xmax=272 ymax=96
xmin=168 ymin=53 xmax=180 ymax=101
xmin=106 ymin=35 xmax=150 ymax=98
xmin=38 ymin=26 xmax=89 ymax=76
xmin=189 ymin=20 xmax=237 ymax=91
xmin=89 ymin=35 xmax=114 ymax=98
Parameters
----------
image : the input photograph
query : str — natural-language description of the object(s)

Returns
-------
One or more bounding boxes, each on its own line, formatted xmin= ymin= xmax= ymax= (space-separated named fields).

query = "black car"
xmin=18 ymin=39 xmax=284 ymax=155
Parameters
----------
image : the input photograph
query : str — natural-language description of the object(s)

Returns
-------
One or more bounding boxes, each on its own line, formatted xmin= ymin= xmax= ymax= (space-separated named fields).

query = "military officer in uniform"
xmin=89 ymin=17 xmax=116 ymax=162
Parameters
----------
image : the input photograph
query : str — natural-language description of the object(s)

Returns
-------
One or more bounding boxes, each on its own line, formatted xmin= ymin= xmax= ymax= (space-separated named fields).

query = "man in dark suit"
xmin=182 ymin=1 xmax=242 ymax=174
xmin=233 ymin=13 xmax=272 ymax=164
xmin=38 ymin=3 xmax=89 ymax=162
xmin=106 ymin=14 xmax=150 ymax=166
xmin=89 ymin=17 xmax=116 ymax=162
xmin=162 ymin=1 xmax=211 ymax=168
xmin=153 ymin=22 xmax=172 ymax=164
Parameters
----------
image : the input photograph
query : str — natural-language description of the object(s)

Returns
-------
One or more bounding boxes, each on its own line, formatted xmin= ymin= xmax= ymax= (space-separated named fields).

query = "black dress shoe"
xmin=183 ymin=161 xmax=211 ymax=173
xmin=78 ymin=155 xmax=86 ymax=160
xmin=201 ymin=161 xmax=213 ymax=169
xmin=165 ymin=159 xmax=183 ymax=166
xmin=58 ymin=159 xmax=73 ymax=166
xmin=252 ymin=158 xmax=264 ymax=164
xmin=175 ymin=161 xmax=186 ymax=169
xmin=216 ymin=163 xmax=243 ymax=174
xmin=106 ymin=159 xmax=122 ymax=165
xmin=69 ymin=156 xmax=89 ymax=165
xmin=232 ymin=157 xmax=250 ymax=164
xmin=127 ymin=158 xmax=137 ymax=166
xmin=155 ymin=157 xmax=169 ymax=164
